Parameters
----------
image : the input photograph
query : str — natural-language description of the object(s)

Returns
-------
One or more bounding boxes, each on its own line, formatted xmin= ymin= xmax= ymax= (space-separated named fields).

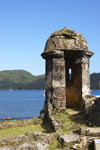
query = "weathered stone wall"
xmin=81 ymin=57 xmax=90 ymax=95
xmin=45 ymin=54 xmax=66 ymax=112
xmin=45 ymin=59 xmax=53 ymax=112
xmin=44 ymin=50 xmax=91 ymax=111
xmin=84 ymin=96 xmax=100 ymax=123
xmin=90 ymin=97 xmax=100 ymax=123
xmin=52 ymin=57 xmax=66 ymax=110
xmin=81 ymin=55 xmax=90 ymax=107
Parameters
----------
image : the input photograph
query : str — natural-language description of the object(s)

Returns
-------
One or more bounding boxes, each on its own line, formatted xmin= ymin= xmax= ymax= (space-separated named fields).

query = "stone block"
xmin=59 ymin=133 xmax=80 ymax=146
xmin=80 ymin=127 xmax=100 ymax=136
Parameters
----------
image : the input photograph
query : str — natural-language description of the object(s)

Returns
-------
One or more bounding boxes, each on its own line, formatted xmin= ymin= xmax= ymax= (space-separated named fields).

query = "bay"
xmin=0 ymin=90 xmax=45 ymax=120
xmin=0 ymin=89 xmax=99 ymax=120
xmin=90 ymin=89 xmax=100 ymax=95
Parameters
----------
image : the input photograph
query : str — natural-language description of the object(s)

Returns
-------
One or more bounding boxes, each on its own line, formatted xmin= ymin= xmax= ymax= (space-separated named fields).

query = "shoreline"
xmin=0 ymin=117 xmax=42 ymax=131
xmin=0 ymin=116 xmax=40 ymax=121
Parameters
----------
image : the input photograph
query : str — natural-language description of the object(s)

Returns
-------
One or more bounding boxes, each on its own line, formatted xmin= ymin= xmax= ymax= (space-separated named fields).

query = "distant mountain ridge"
xmin=0 ymin=70 xmax=45 ymax=90
xmin=0 ymin=70 xmax=99 ymax=90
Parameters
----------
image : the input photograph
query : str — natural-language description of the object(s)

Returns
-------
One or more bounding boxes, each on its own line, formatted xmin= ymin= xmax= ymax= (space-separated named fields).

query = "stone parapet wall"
xmin=84 ymin=95 xmax=100 ymax=123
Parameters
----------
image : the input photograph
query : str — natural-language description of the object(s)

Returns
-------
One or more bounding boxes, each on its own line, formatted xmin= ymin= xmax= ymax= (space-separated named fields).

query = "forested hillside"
xmin=0 ymin=70 xmax=99 ymax=90
xmin=90 ymin=73 xmax=100 ymax=89
xmin=0 ymin=70 xmax=45 ymax=90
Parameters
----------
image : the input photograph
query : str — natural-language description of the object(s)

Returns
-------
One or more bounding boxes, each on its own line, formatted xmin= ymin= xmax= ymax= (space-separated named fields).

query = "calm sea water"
xmin=0 ymin=89 xmax=99 ymax=120
xmin=0 ymin=90 xmax=45 ymax=120
xmin=90 ymin=89 xmax=100 ymax=95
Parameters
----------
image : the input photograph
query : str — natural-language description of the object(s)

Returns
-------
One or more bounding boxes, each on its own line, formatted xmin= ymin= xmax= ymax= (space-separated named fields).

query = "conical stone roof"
xmin=43 ymin=26 xmax=89 ymax=52
xmin=41 ymin=27 xmax=94 ymax=59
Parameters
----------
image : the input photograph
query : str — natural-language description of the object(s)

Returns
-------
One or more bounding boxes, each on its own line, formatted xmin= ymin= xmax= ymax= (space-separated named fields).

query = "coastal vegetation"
xmin=0 ymin=70 xmax=99 ymax=90
xmin=90 ymin=72 xmax=100 ymax=89
xmin=0 ymin=70 xmax=45 ymax=90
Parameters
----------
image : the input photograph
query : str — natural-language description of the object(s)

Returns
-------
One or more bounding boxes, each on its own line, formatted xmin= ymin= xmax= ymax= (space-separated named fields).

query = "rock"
xmin=0 ymin=142 xmax=37 ymax=150
xmin=0 ymin=135 xmax=28 ymax=147
xmin=84 ymin=97 xmax=100 ymax=124
xmin=71 ymin=137 xmax=87 ymax=149
xmin=63 ymin=148 xmax=70 ymax=150
xmin=33 ymin=132 xmax=55 ymax=145
xmin=40 ymin=113 xmax=45 ymax=119
xmin=7 ymin=123 xmax=17 ymax=128
xmin=0 ymin=125 xmax=2 ymax=129
xmin=80 ymin=137 xmax=87 ymax=147
xmin=0 ymin=147 xmax=11 ymax=150
xmin=2 ymin=118 xmax=5 ymax=120
xmin=71 ymin=144 xmax=81 ymax=150
xmin=6 ymin=117 xmax=11 ymax=120
xmin=22 ymin=119 xmax=32 ymax=124
xmin=59 ymin=133 xmax=80 ymax=146
xmin=13 ymin=142 xmax=35 ymax=150
xmin=87 ymin=137 xmax=96 ymax=143
xmin=33 ymin=131 xmax=42 ymax=141
xmin=0 ymin=132 xmax=53 ymax=149
xmin=33 ymin=131 xmax=42 ymax=136
xmin=49 ymin=115 xmax=63 ymax=131
xmin=32 ymin=117 xmax=42 ymax=124
xmin=36 ymin=142 xmax=50 ymax=150
xmin=80 ymin=126 xmax=87 ymax=135
xmin=25 ymin=132 xmax=33 ymax=139
xmin=80 ymin=127 xmax=100 ymax=136
xmin=22 ymin=119 xmax=27 ymax=124
xmin=27 ymin=119 xmax=31 ymax=124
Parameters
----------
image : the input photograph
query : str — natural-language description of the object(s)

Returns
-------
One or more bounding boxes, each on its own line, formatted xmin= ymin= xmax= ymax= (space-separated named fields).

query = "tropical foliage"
xmin=0 ymin=70 xmax=99 ymax=90
xmin=90 ymin=72 xmax=100 ymax=89
xmin=0 ymin=70 xmax=45 ymax=90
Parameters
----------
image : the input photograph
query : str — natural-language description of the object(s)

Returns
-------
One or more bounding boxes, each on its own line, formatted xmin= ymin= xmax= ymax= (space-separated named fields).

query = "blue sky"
xmin=0 ymin=0 xmax=100 ymax=75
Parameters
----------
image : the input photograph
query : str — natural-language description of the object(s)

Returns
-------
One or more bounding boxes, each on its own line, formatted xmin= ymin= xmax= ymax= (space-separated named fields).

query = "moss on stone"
xmin=62 ymin=38 xmax=66 ymax=47
xmin=51 ymin=26 xmax=74 ymax=37
xmin=55 ymin=38 xmax=59 ymax=41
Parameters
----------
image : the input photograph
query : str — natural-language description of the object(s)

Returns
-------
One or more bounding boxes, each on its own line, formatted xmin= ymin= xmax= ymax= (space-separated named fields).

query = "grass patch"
xmin=52 ymin=109 xmax=90 ymax=135
xmin=0 ymin=124 xmax=44 ymax=138
xmin=0 ymin=120 xmax=53 ymax=138
xmin=49 ymin=138 xmax=62 ymax=150
xmin=0 ymin=110 xmax=94 ymax=149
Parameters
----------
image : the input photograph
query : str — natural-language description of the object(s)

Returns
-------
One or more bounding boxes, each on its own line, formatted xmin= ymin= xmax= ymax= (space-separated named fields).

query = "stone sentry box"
xmin=41 ymin=27 xmax=94 ymax=112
